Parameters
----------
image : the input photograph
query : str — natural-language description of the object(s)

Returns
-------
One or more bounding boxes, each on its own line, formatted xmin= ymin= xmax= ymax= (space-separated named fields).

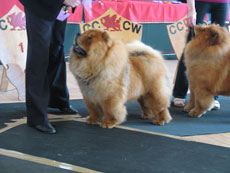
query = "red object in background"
xmin=66 ymin=5 xmax=83 ymax=23
xmin=0 ymin=0 xmax=24 ymax=18
xmin=19 ymin=42 xmax=24 ymax=53
xmin=0 ymin=0 xmax=83 ymax=24
xmin=85 ymin=0 xmax=188 ymax=23
xmin=1 ymin=0 xmax=229 ymax=24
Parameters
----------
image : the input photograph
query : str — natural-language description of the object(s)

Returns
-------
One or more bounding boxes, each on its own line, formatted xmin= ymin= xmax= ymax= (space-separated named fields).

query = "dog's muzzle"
xmin=73 ymin=43 xmax=87 ymax=57
xmin=73 ymin=33 xmax=87 ymax=57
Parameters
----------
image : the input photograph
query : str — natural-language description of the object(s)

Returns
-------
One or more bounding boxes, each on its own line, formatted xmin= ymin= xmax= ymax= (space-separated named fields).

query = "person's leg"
xmin=24 ymin=8 xmax=54 ymax=125
xmin=48 ymin=19 xmax=70 ymax=108
xmin=195 ymin=1 xmax=210 ymax=25
xmin=210 ymin=3 xmax=227 ymax=27
xmin=48 ymin=19 xmax=78 ymax=113
xmin=172 ymin=53 xmax=188 ymax=99
xmin=172 ymin=29 xmax=194 ymax=106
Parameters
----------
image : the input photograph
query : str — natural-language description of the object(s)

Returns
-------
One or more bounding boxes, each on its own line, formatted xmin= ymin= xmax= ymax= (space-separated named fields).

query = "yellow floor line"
xmin=1 ymin=115 xmax=228 ymax=150
xmin=0 ymin=117 xmax=26 ymax=134
xmin=73 ymin=117 xmax=181 ymax=139
xmin=0 ymin=148 xmax=102 ymax=173
xmin=73 ymin=118 xmax=230 ymax=148
xmin=116 ymin=125 xmax=181 ymax=139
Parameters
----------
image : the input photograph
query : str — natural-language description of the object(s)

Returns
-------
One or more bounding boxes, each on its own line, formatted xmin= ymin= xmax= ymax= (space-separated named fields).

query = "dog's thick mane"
xmin=186 ymin=24 xmax=230 ymax=61
xmin=185 ymin=24 xmax=230 ymax=95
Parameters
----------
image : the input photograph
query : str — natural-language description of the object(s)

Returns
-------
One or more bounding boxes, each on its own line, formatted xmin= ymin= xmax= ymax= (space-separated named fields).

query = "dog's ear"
xmin=102 ymin=31 xmax=112 ymax=47
xmin=195 ymin=25 xmax=204 ymax=34
xmin=208 ymin=29 xmax=220 ymax=46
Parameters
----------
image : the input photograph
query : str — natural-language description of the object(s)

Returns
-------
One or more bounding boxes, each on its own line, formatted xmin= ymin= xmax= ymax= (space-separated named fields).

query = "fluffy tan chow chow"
xmin=69 ymin=29 xmax=172 ymax=128
xmin=184 ymin=24 xmax=230 ymax=117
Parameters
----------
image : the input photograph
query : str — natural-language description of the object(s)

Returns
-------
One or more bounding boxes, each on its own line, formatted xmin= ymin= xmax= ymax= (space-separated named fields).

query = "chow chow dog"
xmin=69 ymin=29 xmax=172 ymax=128
xmin=184 ymin=24 xmax=230 ymax=117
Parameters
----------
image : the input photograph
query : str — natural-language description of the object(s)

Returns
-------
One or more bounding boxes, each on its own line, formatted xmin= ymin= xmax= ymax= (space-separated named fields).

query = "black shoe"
xmin=28 ymin=122 xmax=56 ymax=134
xmin=59 ymin=105 xmax=78 ymax=114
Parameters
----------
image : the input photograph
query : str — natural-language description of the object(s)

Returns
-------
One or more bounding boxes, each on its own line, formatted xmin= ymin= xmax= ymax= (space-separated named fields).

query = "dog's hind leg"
xmin=153 ymin=108 xmax=171 ymax=126
xmin=189 ymin=90 xmax=214 ymax=118
xmin=144 ymin=93 xmax=172 ymax=125
xmin=138 ymin=96 xmax=153 ymax=119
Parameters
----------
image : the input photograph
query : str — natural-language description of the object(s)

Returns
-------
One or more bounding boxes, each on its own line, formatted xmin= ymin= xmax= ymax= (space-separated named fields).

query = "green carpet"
xmin=72 ymin=98 xmax=230 ymax=136
xmin=0 ymin=121 xmax=230 ymax=173
xmin=0 ymin=155 xmax=72 ymax=173
xmin=0 ymin=98 xmax=230 ymax=136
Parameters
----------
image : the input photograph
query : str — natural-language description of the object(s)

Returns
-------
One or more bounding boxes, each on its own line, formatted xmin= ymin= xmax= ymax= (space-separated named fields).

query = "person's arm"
xmin=40 ymin=0 xmax=64 ymax=7
xmin=40 ymin=0 xmax=81 ymax=8
xmin=186 ymin=0 xmax=196 ymax=27
xmin=64 ymin=0 xmax=81 ymax=8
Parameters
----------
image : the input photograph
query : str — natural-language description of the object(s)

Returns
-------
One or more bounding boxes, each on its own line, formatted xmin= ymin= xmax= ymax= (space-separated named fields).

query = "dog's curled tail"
xmin=126 ymin=40 xmax=172 ymax=99
xmin=126 ymin=40 xmax=163 ymax=60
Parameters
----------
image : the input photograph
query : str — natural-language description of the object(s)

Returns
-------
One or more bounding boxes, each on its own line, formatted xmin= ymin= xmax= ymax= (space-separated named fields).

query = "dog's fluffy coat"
xmin=184 ymin=24 xmax=230 ymax=117
xmin=69 ymin=29 xmax=172 ymax=128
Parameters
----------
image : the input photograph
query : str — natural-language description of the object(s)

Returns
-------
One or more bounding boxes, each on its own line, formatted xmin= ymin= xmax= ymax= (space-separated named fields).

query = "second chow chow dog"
xmin=69 ymin=29 xmax=172 ymax=128
xmin=184 ymin=24 xmax=230 ymax=117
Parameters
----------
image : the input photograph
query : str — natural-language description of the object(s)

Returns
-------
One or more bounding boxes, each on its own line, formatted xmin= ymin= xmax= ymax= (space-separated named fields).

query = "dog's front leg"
xmin=184 ymin=87 xmax=195 ymax=112
xmin=100 ymin=98 xmax=127 ymax=128
xmin=84 ymin=98 xmax=103 ymax=125
xmin=189 ymin=91 xmax=213 ymax=118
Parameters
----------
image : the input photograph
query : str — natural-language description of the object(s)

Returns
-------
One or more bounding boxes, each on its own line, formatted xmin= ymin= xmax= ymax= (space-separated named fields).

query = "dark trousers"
xmin=25 ymin=8 xmax=70 ymax=125
xmin=173 ymin=1 xmax=227 ymax=99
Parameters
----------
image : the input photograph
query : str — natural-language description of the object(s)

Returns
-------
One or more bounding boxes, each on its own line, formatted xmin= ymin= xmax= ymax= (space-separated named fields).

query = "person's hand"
xmin=64 ymin=0 xmax=81 ymax=8
xmin=184 ymin=0 xmax=196 ymax=28
xmin=185 ymin=9 xmax=197 ymax=28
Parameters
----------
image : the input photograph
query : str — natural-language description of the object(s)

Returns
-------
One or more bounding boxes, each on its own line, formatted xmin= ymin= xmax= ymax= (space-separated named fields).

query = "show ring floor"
xmin=0 ymin=100 xmax=230 ymax=173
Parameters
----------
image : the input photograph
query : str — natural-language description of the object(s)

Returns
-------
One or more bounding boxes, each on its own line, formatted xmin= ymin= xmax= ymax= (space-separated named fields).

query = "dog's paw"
xmin=152 ymin=110 xmax=172 ymax=126
xmin=184 ymin=104 xmax=193 ymax=112
xmin=188 ymin=109 xmax=204 ymax=118
xmin=152 ymin=117 xmax=172 ymax=126
xmin=100 ymin=120 xmax=116 ymax=128
xmin=141 ymin=113 xmax=153 ymax=120
xmin=86 ymin=116 xmax=99 ymax=124
xmin=153 ymin=119 xmax=165 ymax=126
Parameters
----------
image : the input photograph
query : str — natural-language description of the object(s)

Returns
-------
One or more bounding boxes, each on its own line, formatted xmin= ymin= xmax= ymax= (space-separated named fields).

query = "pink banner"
xmin=84 ymin=0 xmax=188 ymax=23
xmin=0 ymin=0 xmax=83 ymax=24
xmin=1 ymin=0 xmax=230 ymax=24
xmin=67 ymin=5 xmax=83 ymax=23
xmin=0 ymin=0 xmax=24 ymax=18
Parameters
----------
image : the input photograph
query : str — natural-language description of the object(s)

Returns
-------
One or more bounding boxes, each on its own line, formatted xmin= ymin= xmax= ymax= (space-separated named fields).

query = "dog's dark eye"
xmin=88 ymin=36 xmax=92 ymax=40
